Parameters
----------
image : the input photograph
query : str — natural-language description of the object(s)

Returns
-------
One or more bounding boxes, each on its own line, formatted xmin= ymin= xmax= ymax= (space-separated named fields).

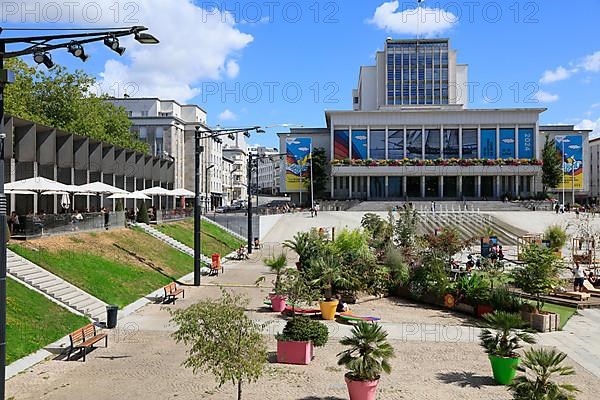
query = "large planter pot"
xmin=345 ymin=375 xmax=379 ymax=400
xmin=276 ymin=340 xmax=313 ymax=365
xmin=521 ymin=310 xmax=560 ymax=332
xmin=489 ymin=355 xmax=520 ymax=385
xmin=319 ymin=300 xmax=339 ymax=320
xmin=270 ymin=295 xmax=287 ymax=312
xmin=476 ymin=304 xmax=494 ymax=318
xmin=455 ymin=303 xmax=475 ymax=316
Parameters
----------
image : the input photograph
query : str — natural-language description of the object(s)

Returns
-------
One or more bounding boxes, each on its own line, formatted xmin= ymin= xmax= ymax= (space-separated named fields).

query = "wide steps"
xmin=136 ymin=223 xmax=211 ymax=264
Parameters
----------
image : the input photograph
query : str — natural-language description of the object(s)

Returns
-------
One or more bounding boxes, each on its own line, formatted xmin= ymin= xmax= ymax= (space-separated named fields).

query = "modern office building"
xmin=279 ymin=38 xmax=556 ymax=202
xmin=107 ymin=97 xmax=226 ymax=208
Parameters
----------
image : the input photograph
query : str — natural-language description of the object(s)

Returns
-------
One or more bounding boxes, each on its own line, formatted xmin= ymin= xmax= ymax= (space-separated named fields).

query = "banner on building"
xmin=499 ymin=129 xmax=516 ymax=159
xmin=480 ymin=129 xmax=497 ymax=159
xmin=518 ymin=128 xmax=534 ymax=159
xmin=555 ymin=135 xmax=584 ymax=190
xmin=286 ymin=137 xmax=312 ymax=191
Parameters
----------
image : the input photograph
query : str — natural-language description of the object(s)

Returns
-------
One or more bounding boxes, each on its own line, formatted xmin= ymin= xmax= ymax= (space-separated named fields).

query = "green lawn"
xmin=7 ymin=278 xmax=89 ymax=364
xmin=9 ymin=229 xmax=194 ymax=308
xmin=540 ymin=303 xmax=577 ymax=330
xmin=156 ymin=218 xmax=243 ymax=257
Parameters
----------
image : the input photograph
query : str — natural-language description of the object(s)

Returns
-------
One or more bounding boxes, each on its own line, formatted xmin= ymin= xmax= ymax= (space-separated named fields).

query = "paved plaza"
xmin=7 ymin=228 xmax=600 ymax=399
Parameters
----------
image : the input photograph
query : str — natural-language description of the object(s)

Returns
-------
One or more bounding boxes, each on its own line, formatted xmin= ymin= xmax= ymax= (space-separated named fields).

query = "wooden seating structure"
xmin=68 ymin=324 xmax=108 ymax=362
xmin=163 ymin=282 xmax=185 ymax=303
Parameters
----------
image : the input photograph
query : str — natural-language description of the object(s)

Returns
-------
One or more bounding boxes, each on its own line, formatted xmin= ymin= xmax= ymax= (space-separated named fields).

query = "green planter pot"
xmin=489 ymin=355 xmax=520 ymax=385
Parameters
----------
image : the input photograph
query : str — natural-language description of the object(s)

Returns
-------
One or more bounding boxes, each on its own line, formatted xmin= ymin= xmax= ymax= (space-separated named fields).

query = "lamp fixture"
xmin=67 ymin=42 xmax=89 ymax=61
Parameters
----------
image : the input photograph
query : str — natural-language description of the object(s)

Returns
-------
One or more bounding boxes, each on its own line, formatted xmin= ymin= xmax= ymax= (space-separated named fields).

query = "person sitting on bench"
xmin=572 ymin=262 xmax=587 ymax=292
xmin=237 ymin=245 xmax=249 ymax=260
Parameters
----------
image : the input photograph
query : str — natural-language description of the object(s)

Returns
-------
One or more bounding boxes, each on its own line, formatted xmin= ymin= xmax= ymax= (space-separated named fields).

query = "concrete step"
xmin=59 ymin=290 xmax=82 ymax=302
xmin=21 ymin=271 xmax=48 ymax=281
xmin=65 ymin=294 xmax=88 ymax=306
xmin=9 ymin=265 xmax=38 ymax=275
xmin=30 ymin=275 xmax=57 ymax=287
xmin=38 ymin=280 xmax=67 ymax=291
xmin=53 ymin=286 xmax=76 ymax=298
xmin=77 ymin=298 xmax=98 ymax=310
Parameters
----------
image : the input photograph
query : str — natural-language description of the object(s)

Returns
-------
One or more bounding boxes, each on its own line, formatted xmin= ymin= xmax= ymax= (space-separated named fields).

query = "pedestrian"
xmin=8 ymin=212 xmax=19 ymax=236
xmin=572 ymin=262 xmax=587 ymax=292
xmin=102 ymin=207 xmax=110 ymax=230
xmin=314 ymin=203 xmax=319 ymax=217
xmin=555 ymin=203 xmax=560 ymax=214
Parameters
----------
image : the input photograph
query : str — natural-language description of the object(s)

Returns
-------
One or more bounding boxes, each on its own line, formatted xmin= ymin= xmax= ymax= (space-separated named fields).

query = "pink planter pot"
xmin=345 ymin=375 xmax=379 ymax=400
xmin=277 ymin=340 xmax=313 ymax=365
xmin=270 ymin=295 xmax=287 ymax=312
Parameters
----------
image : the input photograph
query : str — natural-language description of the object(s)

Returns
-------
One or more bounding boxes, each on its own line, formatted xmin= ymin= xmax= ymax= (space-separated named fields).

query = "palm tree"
xmin=510 ymin=348 xmax=578 ymax=400
xmin=337 ymin=322 xmax=395 ymax=382
xmin=263 ymin=253 xmax=287 ymax=294
xmin=480 ymin=311 xmax=536 ymax=358
xmin=311 ymin=251 xmax=343 ymax=301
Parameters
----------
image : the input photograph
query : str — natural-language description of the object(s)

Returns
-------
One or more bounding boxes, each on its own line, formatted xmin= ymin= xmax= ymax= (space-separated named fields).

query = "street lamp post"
xmin=0 ymin=26 xmax=159 ymax=399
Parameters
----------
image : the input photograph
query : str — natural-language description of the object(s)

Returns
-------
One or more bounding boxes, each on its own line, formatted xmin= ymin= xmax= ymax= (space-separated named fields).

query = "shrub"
xmin=489 ymin=287 xmax=524 ymax=313
xmin=544 ymin=225 xmax=567 ymax=252
xmin=480 ymin=311 xmax=535 ymax=358
xmin=137 ymin=201 xmax=149 ymax=224
xmin=384 ymin=244 xmax=410 ymax=288
xmin=276 ymin=316 xmax=328 ymax=347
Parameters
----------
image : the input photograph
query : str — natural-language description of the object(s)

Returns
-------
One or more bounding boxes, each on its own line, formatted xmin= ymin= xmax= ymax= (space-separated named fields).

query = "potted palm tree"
xmin=263 ymin=253 xmax=288 ymax=312
xmin=311 ymin=252 xmax=343 ymax=320
xmin=480 ymin=311 xmax=536 ymax=385
xmin=510 ymin=347 xmax=578 ymax=399
xmin=337 ymin=322 xmax=395 ymax=400
xmin=275 ymin=316 xmax=328 ymax=365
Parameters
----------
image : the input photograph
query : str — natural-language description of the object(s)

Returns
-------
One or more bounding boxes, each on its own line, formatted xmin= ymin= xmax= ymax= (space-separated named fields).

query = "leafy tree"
xmin=423 ymin=227 xmax=469 ymax=260
xmin=511 ymin=245 xmax=563 ymax=310
xmin=510 ymin=348 xmax=578 ymax=400
xmin=278 ymin=268 xmax=319 ymax=316
xmin=361 ymin=213 xmax=393 ymax=253
xmin=310 ymin=147 xmax=328 ymax=198
xmin=544 ymin=225 xmax=567 ymax=252
xmin=389 ymin=207 xmax=419 ymax=248
xmin=542 ymin=136 xmax=562 ymax=194
xmin=4 ymin=58 xmax=148 ymax=153
xmin=170 ymin=290 xmax=268 ymax=400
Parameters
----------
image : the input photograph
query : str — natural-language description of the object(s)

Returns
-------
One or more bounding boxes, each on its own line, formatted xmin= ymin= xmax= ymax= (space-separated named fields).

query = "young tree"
xmin=136 ymin=201 xmax=150 ymax=224
xmin=541 ymin=136 xmax=562 ymax=194
xmin=170 ymin=291 xmax=268 ymax=400
xmin=310 ymin=147 xmax=328 ymax=198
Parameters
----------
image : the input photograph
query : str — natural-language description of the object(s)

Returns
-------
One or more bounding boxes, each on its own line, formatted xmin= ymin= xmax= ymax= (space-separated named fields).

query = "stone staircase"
xmin=7 ymin=250 xmax=107 ymax=323
xmin=136 ymin=223 xmax=211 ymax=264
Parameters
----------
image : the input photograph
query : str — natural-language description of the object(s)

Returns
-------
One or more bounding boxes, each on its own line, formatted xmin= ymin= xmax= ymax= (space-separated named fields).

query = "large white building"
xmin=107 ymin=97 xmax=228 ymax=208
xmin=248 ymin=146 xmax=281 ymax=195
xmin=277 ymin=38 xmax=590 ymax=202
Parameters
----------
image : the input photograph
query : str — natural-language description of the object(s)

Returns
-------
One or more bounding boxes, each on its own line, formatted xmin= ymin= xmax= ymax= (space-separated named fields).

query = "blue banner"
xmin=286 ymin=137 xmax=312 ymax=191
xmin=556 ymin=135 xmax=584 ymax=190
xmin=518 ymin=128 xmax=534 ymax=159
xmin=480 ymin=129 xmax=497 ymax=159
xmin=499 ymin=129 xmax=516 ymax=159
xmin=351 ymin=130 xmax=368 ymax=160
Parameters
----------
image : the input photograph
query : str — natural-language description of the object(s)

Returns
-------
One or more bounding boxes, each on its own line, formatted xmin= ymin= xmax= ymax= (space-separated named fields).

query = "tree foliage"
xmin=4 ymin=58 xmax=148 ymax=153
xmin=170 ymin=290 xmax=268 ymax=400
xmin=310 ymin=147 xmax=328 ymax=198
xmin=479 ymin=311 xmax=535 ymax=358
xmin=542 ymin=136 xmax=562 ymax=193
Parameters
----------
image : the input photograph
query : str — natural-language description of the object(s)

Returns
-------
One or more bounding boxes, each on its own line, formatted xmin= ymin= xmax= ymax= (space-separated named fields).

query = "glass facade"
xmin=424 ymin=129 xmax=441 ymax=160
xmin=499 ymin=128 xmax=516 ymax=159
xmin=443 ymin=129 xmax=459 ymax=159
xmin=370 ymin=177 xmax=385 ymax=198
xmin=388 ymin=177 xmax=403 ymax=198
xmin=462 ymin=129 xmax=478 ymax=159
xmin=370 ymin=130 xmax=386 ymax=160
xmin=334 ymin=130 xmax=349 ymax=160
xmin=480 ymin=128 xmax=497 ymax=159
xmin=386 ymin=40 xmax=449 ymax=106
xmin=406 ymin=129 xmax=422 ymax=159
xmin=388 ymin=130 xmax=404 ymax=159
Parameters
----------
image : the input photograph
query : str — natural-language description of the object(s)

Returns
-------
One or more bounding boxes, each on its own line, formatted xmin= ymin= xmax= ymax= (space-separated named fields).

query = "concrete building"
xmin=223 ymin=147 xmax=248 ymax=202
xmin=278 ymin=38 xmax=556 ymax=202
xmin=2 ymin=115 xmax=174 ymax=214
xmin=222 ymin=156 xmax=235 ymax=205
xmin=248 ymin=146 xmax=281 ymax=195
xmin=107 ymin=97 xmax=227 ymax=208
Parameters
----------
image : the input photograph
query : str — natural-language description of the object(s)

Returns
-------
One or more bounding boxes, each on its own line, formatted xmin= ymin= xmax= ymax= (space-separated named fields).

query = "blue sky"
xmin=3 ymin=1 xmax=600 ymax=148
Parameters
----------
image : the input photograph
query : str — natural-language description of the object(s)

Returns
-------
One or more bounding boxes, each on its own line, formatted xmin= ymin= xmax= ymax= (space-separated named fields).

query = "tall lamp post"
xmin=194 ymin=126 xmax=263 ymax=284
xmin=0 ymin=26 xmax=159 ymax=399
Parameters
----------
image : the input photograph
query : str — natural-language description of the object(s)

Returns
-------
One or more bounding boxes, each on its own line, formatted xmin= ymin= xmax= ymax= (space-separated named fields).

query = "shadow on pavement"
xmin=435 ymin=371 xmax=497 ymax=389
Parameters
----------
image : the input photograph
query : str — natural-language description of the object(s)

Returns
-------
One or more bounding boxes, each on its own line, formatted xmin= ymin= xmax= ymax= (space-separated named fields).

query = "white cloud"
xmin=225 ymin=60 xmax=240 ymax=78
xmin=218 ymin=109 xmax=237 ymax=121
xmin=540 ymin=66 xmax=575 ymax=84
xmin=5 ymin=1 xmax=253 ymax=103
xmin=534 ymin=90 xmax=559 ymax=103
xmin=368 ymin=1 xmax=458 ymax=36
xmin=582 ymin=51 xmax=600 ymax=72
xmin=575 ymin=118 xmax=600 ymax=135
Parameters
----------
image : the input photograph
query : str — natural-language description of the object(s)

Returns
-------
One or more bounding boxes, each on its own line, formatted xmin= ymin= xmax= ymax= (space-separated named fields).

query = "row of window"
xmin=334 ymin=128 xmax=535 ymax=161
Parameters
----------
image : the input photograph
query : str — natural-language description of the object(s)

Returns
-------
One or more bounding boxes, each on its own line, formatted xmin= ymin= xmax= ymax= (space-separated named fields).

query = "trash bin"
xmin=106 ymin=305 xmax=119 ymax=329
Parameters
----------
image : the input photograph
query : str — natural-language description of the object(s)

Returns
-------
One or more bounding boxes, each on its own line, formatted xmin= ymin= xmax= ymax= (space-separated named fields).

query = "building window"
xmin=141 ymin=111 xmax=149 ymax=117
xmin=351 ymin=130 xmax=368 ymax=160
xmin=370 ymin=130 xmax=386 ymax=160
xmin=406 ymin=129 xmax=422 ymax=159
xmin=388 ymin=130 xmax=404 ymax=159
xmin=334 ymin=130 xmax=349 ymax=160
xmin=443 ymin=129 xmax=459 ymax=159
xmin=462 ymin=129 xmax=477 ymax=159
xmin=424 ymin=129 xmax=441 ymax=160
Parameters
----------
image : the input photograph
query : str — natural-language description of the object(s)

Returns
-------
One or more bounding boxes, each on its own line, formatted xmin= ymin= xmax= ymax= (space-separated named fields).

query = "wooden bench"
xmin=68 ymin=324 xmax=108 ymax=361
xmin=163 ymin=282 xmax=185 ymax=303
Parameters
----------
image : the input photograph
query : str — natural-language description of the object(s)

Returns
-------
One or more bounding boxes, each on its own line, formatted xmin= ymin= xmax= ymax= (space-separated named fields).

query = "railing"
xmin=11 ymin=212 xmax=125 ymax=238
xmin=159 ymin=208 xmax=193 ymax=222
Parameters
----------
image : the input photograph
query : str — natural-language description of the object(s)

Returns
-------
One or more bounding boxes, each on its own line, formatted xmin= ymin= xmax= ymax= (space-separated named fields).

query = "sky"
xmin=2 ymin=0 xmax=600 ymax=148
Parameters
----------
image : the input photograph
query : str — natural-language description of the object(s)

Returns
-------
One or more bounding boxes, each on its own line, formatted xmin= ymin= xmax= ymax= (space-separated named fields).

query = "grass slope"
xmin=7 ymin=278 xmax=89 ymax=364
xmin=156 ymin=218 xmax=243 ymax=256
xmin=9 ymin=228 xmax=193 ymax=308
